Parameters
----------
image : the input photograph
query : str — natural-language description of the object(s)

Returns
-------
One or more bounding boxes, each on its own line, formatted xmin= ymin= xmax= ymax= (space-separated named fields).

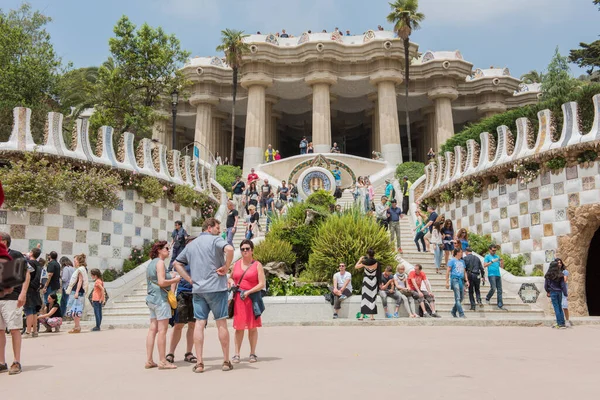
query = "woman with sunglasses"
xmin=145 ymin=241 xmax=181 ymax=370
xmin=228 ymin=239 xmax=266 ymax=364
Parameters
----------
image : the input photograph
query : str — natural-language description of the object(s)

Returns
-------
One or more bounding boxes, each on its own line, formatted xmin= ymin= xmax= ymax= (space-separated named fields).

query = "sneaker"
xmin=423 ymin=313 xmax=432 ymax=318
xmin=498 ymin=306 xmax=508 ymax=311
xmin=393 ymin=312 xmax=399 ymax=318
xmin=333 ymin=313 xmax=338 ymax=319
xmin=459 ymin=315 xmax=466 ymax=319
xmin=92 ymin=327 xmax=100 ymax=332
xmin=32 ymin=332 xmax=38 ymax=338
xmin=478 ymin=302 xmax=483 ymax=307
xmin=451 ymin=312 xmax=457 ymax=318
xmin=558 ymin=325 xmax=568 ymax=329
xmin=339 ymin=295 xmax=347 ymax=300
xmin=469 ymin=306 xmax=476 ymax=311
xmin=431 ymin=312 xmax=441 ymax=318
xmin=386 ymin=313 xmax=393 ymax=319
xmin=8 ymin=362 xmax=21 ymax=375
xmin=0 ymin=363 xmax=7 ymax=373
xmin=566 ymin=320 xmax=573 ymax=327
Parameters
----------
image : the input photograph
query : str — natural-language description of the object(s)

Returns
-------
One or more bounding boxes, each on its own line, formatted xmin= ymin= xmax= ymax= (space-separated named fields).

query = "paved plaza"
xmin=2 ymin=325 xmax=598 ymax=399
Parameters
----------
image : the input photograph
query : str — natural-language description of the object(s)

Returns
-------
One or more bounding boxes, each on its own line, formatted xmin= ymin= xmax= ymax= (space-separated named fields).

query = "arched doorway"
xmin=585 ymin=228 xmax=600 ymax=316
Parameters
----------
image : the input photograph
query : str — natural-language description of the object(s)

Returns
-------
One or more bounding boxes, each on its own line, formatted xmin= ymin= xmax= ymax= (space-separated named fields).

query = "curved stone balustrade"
xmin=421 ymin=94 xmax=600 ymax=199
xmin=0 ymin=107 xmax=227 ymax=207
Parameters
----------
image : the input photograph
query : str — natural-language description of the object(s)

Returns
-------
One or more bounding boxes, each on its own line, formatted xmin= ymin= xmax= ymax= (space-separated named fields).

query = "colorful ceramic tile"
xmin=491 ymin=197 xmax=498 ymax=208
xmin=76 ymin=205 xmax=88 ymax=218
xmin=468 ymin=197 xmax=474 ymax=205
xmin=28 ymin=239 xmax=42 ymax=251
xmin=160 ymin=219 xmax=166 ymax=231
xmin=542 ymin=198 xmax=552 ymax=211
xmin=484 ymin=212 xmax=490 ymax=223
xmin=101 ymin=233 xmax=111 ymax=246
xmin=46 ymin=202 xmax=61 ymax=214
xmin=102 ymin=208 xmax=112 ymax=221
xmin=556 ymin=208 xmax=567 ymax=221
xmin=545 ymin=249 xmax=556 ymax=262
xmin=519 ymin=180 xmax=527 ymax=190
xmin=143 ymin=238 xmax=150 ymax=247
xmin=168 ymin=210 xmax=174 ymax=221
xmin=0 ymin=210 xmax=6 ymax=225
xmin=477 ymin=225 xmax=482 ymax=235
xmin=152 ymin=228 xmax=159 ymax=240
xmin=469 ymin=215 xmax=475 ymax=226
xmin=63 ymin=216 xmax=74 ymax=229
xmin=175 ymin=203 xmax=180 ymax=212
xmin=475 ymin=202 xmax=481 ymax=213
xmin=492 ymin=221 xmax=499 ymax=232
xmin=89 ymin=244 xmax=98 ymax=256
xmin=113 ymin=247 xmax=121 ymax=258
xmin=520 ymin=202 xmax=528 ymax=215
xmin=510 ymin=216 xmax=519 ymax=229
xmin=513 ymin=242 xmax=520 ymax=253
xmin=566 ymin=165 xmax=578 ymax=180
xmin=125 ymin=190 xmax=134 ymax=201
xmin=482 ymin=191 xmax=489 ymax=200
xmin=46 ymin=226 xmax=59 ymax=241
xmin=124 ymin=236 xmax=132 ymax=248
xmin=153 ymin=206 xmax=159 ymax=218
xmin=531 ymin=212 xmax=540 ymax=226
xmin=462 ymin=206 xmax=467 ymax=215
xmin=499 ymin=185 xmax=507 ymax=195
xmin=30 ymin=212 xmax=44 ymax=226
xmin=533 ymin=264 xmax=543 ymax=275
xmin=521 ymin=227 xmax=530 ymax=240
xmin=135 ymin=202 xmax=143 ymax=214
xmin=90 ymin=219 xmax=100 ymax=232
xmin=509 ymin=192 xmax=517 ymax=205
xmin=529 ymin=187 xmax=539 ymax=201
xmin=500 ymin=207 xmax=508 ymax=219
xmin=76 ymin=230 xmax=87 ymax=243
xmin=135 ymin=227 xmax=141 ymax=236
xmin=554 ymin=182 xmax=564 ymax=195
xmin=144 ymin=216 xmax=151 ymax=228
xmin=542 ymin=223 xmax=554 ymax=237
xmin=61 ymin=241 xmax=73 ymax=255
xmin=161 ymin=198 xmax=167 ymax=208
xmin=541 ymin=172 xmax=551 ymax=186
xmin=455 ymin=198 xmax=461 ymax=208
xmin=115 ymin=199 xmax=124 ymax=211
xmin=523 ymin=253 xmax=531 ymax=264
xmin=114 ymin=222 xmax=123 ymax=235
xmin=533 ymin=238 xmax=542 ymax=251
xmin=582 ymin=176 xmax=595 ymax=191
xmin=568 ymin=193 xmax=580 ymax=207
xmin=502 ymin=231 xmax=509 ymax=243
xmin=124 ymin=212 xmax=133 ymax=225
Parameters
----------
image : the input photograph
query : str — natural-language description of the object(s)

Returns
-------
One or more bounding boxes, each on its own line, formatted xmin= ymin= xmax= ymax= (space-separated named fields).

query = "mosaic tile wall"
xmin=0 ymin=189 xmax=200 ymax=271
xmin=437 ymin=162 xmax=600 ymax=274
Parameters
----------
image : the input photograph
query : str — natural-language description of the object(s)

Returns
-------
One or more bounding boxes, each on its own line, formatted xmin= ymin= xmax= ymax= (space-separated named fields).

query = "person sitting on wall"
xmin=427 ymin=148 xmax=436 ymax=161
xmin=331 ymin=263 xmax=352 ymax=319
xmin=379 ymin=266 xmax=403 ymax=318
xmin=264 ymin=144 xmax=275 ymax=163
xmin=330 ymin=142 xmax=341 ymax=153
xmin=275 ymin=150 xmax=281 ymax=161
xmin=372 ymin=151 xmax=382 ymax=160
xmin=280 ymin=29 xmax=289 ymax=38
xmin=299 ymin=137 xmax=308 ymax=154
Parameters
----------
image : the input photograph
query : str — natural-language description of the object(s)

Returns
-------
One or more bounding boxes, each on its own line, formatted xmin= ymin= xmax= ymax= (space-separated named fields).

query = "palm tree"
xmin=216 ymin=29 xmax=250 ymax=163
xmin=387 ymin=0 xmax=425 ymax=162
xmin=520 ymin=70 xmax=544 ymax=84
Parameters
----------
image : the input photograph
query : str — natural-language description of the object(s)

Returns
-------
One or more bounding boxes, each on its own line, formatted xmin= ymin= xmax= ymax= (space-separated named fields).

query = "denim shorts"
xmin=192 ymin=291 xmax=228 ymax=321
xmin=23 ymin=305 xmax=37 ymax=316
xmin=147 ymin=301 xmax=172 ymax=321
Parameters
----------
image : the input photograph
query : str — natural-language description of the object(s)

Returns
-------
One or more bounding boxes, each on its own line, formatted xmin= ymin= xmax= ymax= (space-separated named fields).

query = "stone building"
xmin=154 ymin=30 xmax=540 ymax=172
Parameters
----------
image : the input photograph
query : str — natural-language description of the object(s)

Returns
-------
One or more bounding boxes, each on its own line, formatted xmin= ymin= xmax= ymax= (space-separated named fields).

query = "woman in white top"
xmin=355 ymin=177 xmax=367 ymax=213
xmin=393 ymin=265 xmax=418 ymax=317
xmin=65 ymin=254 xmax=90 ymax=333
xmin=431 ymin=221 xmax=444 ymax=274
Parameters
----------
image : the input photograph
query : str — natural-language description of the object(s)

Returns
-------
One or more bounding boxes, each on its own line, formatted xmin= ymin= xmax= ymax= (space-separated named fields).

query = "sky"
xmin=3 ymin=0 xmax=599 ymax=79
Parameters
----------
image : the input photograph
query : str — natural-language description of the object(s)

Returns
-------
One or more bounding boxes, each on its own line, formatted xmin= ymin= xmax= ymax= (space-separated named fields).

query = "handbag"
xmin=228 ymin=262 xmax=253 ymax=319
xmin=162 ymin=288 xmax=177 ymax=310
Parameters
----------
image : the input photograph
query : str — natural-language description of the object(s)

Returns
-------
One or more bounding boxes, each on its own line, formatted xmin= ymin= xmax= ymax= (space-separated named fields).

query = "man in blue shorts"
xmin=173 ymin=217 xmax=235 ymax=373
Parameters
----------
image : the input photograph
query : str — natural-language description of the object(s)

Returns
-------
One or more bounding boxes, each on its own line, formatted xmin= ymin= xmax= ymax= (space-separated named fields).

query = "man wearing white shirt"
xmin=331 ymin=263 xmax=352 ymax=319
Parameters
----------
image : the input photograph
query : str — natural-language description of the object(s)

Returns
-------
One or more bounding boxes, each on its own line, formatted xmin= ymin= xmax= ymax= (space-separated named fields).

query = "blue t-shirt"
xmin=387 ymin=206 xmax=402 ymax=222
xmin=332 ymin=170 xmax=341 ymax=181
xmin=447 ymin=258 xmax=466 ymax=278
xmin=427 ymin=212 xmax=438 ymax=232
xmin=563 ymin=270 xmax=569 ymax=293
xmin=459 ymin=239 xmax=469 ymax=251
xmin=484 ymin=254 xmax=502 ymax=277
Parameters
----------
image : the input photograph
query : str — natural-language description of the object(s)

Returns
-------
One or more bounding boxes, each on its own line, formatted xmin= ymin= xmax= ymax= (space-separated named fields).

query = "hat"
xmin=465 ymin=247 xmax=473 ymax=252
xmin=385 ymin=179 xmax=390 ymax=183
xmin=403 ymin=176 xmax=408 ymax=179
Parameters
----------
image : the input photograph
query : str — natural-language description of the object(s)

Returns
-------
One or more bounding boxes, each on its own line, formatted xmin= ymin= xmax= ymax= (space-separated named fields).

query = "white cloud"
xmin=419 ymin=0 xmax=573 ymax=25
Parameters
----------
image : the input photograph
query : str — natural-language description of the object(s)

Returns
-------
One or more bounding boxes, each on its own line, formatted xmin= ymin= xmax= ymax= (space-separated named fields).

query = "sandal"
xmin=144 ymin=362 xmax=158 ymax=369
xmin=8 ymin=362 xmax=22 ymax=375
xmin=249 ymin=354 xmax=257 ymax=363
xmin=166 ymin=353 xmax=175 ymax=364
xmin=184 ymin=352 xmax=197 ymax=363
xmin=222 ymin=360 xmax=234 ymax=371
xmin=158 ymin=361 xmax=177 ymax=370
xmin=68 ymin=327 xmax=81 ymax=334
xmin=192 ymin=363 xmax=205 ymax=373
xmin=232 ymin=355 xmax=241 ymax=364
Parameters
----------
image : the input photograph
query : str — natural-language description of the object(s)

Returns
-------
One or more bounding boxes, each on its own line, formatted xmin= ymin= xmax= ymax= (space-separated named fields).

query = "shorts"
xmin=192 ymin=291 xmax=228 ymax=321
xmin=0 ymin=300 xmax=23 ymax=331
xmin=562 ymin=295 xmax=568 ymax=309
xmin=443 ymin=241 xmax=454 ymax=251
xmin=174 ymin=292 xmax=195 ymax=324
xmin=411 ymin=290 xmax=435 ymax=304
xmin=147 ymin=301 xmax=172 ymax=321
xmin=23 ymin=305 xmax=38 ymax=316
xmin=66 ymin=295 xmax=85 ymax=318
xmin=424 ymin=231 xmax=432 ymax=241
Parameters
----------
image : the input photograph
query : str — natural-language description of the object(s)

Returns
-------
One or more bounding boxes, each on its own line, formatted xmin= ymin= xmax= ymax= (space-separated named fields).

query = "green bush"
xmin=137 ymin=176 xmax=165 ymax=203
xmin=500 ymin=254 xmax=526 ymax=277
xmin=266 ymin=276 xmax=328 ymax=296
xmin=395 ymin=161 xmax=425 ymax=182
xmin=65 ymin=167 xmax=121 ymax=209
xmin=253 ymin=237 xmax=297 ymax=267
xmin=216 ymin=165 xmax=242 ymax=192
xmin=122 ymin=259 xmax=137 ymax=273
xmin=0 ymin=152 xmax=67 ymax=210
xmin=173 ymin=184 xmax=208 ymax=209
xmin=102 ymin=268 xmax=124 ymax=282
xmin=531 ymin=268 xmax=545 ymax=277
xmin=469 ymin=232 xmax=525 ymax=276
xmin=305 ymin=189 xmax=336 ymax=210
xmin=306 ymin=208 xmax=396 ymax=290
xmin=577 ymin=149 xmax=598 ymax=163
xmin=545 ymin=156 xmax=567 ymax=171
xmin=468 ymin=233 xmax=494 ymax=256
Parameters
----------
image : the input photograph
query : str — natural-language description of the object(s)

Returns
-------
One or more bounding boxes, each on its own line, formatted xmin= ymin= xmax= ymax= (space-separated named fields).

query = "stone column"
xmin=241 ymin=73 xmax=272 ymax=175
xmin=306 ymin=72 xmax=337 ymax=153
xmin=421 ymin=106 xmax=436 ymax=154
xmin=368 ymin=94 xmax=381 ymax=153
xmin=371 ymin=71 xmax=403 ymax=165
xmin=428 ymin=82 xmax=458 ymax=150
xmin=271 ymin=111 xmax=281 ymax=151
xmin=264 ymin=96 xmax=278 ymax=154
xmin=190 ymin=95 xmax=218 ymax=160
xmin=152 ymin=119 xmax=169 ymax=149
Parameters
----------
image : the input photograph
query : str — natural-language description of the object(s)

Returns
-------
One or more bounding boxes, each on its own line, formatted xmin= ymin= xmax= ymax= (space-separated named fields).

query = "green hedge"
xmin=441 ymin=83 xmax=600 ymax=153
xmin=216 ymin=165 xmax=242 ymax=193
xmin=395 ymin=161 xmax=425 ymax=182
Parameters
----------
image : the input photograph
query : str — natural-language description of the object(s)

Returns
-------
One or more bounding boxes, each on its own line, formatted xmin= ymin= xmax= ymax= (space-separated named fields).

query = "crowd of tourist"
xmin=255 ymin=25 xmax=386 ymax=38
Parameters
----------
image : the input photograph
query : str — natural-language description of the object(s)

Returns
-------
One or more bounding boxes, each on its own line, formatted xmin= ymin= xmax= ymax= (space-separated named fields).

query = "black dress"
xmin=360 ymin=257 xmax=380 ymax=315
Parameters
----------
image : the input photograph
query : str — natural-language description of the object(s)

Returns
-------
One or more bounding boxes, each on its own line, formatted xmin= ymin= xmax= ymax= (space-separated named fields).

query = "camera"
xmin=0 ymin=258 xmax=27 ymax=290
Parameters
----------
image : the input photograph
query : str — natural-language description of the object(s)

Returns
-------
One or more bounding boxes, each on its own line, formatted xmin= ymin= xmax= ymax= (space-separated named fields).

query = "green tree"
xmin=569 ymin=40 xmax=600 ymax=79
xmin=595 ymin=0 xmax=600 ymax=10
xmin=216 ymin=29 xmax=250 ymax=163
xmin=92 ymin=16 xmax=190 ymax=138
xmin=0 ymin=3 xmax=61 ymax=141
xmin=54 ymin=66 xmax=99 ymax=117
xmin=541 ymin=47 xmax=578 ymax=101
xmin=387 ymin=0 xmax=425 ymax=163
xmin=520 ymin=70 xmax=544 ymax=84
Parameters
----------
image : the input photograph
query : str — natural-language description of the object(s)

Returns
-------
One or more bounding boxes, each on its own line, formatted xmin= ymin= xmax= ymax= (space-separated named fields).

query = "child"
xmin=90 ymin=268 xmax=105 ymax=332
xmin=556 ymin=258 xmax=571 ymax=327
xmin=544 ymin=261 xmax=568 ymax=329
xmin=37 ymin=293 xmax=63 ymax=333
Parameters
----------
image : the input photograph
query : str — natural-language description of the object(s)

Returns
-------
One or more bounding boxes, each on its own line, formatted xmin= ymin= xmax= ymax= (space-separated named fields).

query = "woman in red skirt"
xmin=229 ymin=239 xmax=266 ymax=364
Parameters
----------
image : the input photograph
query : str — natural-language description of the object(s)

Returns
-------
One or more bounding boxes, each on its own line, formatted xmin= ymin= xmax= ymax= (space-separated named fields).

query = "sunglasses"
xmin=163 ymin=246 xmax=170 ymax=251
xmin=339 ymin=265 xmax=346 ymax=267
xmin=241 ymin=247 xmax=252 ymax=252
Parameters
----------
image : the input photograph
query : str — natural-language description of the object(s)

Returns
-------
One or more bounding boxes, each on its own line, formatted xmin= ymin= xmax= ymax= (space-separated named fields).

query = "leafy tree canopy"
xmin=541 ymin=47 xmax=579 ymax=101
xmin=569 ymin=40 xmax=600 ymax=79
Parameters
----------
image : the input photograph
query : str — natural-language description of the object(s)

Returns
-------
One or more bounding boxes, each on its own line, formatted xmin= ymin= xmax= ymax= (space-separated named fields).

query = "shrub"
xmin=137 ymin=176 xmax=165 ymax=203
xmin=102 ymin=268 xmax=124 ymax=282
xmin=173 ymin=184 xmax=208 ymax=209
xmin=192 ymin=217 xmax=203 ymax=227
xmin=531 ymin=268 xmax=545 ymax=277
xmin=266 ymin=276 xmax=328 ymax=296
xmin=459 ymin=179 xmax=482 ymax=199
xmin=122 ymin=259 xmax=137 ymax=273
xmin=216 ymin=165 xmax=242 ymax=192
xmin=305 ymin=189 xmax=336 ymax=210
xmin=253 ymin=237 xmax=297 ymax=267
xmin=500 ymin=254 xmax=526 ymax=277
xmin=439 ymin=190 xmax=453 ymax=204
xmin=65 ymin=167 xmax=121 ymax=209
xmin=395 ymin=161 xmax=425 ymax=182
xmin=545 ymin=156 xmax=567 ymax=171
xmin=307 ymin=208 xmax=396 ymax=290
xmin=0 ymin=152 xmax=66 ymax=210
xmin=468 ymin=233 xmax=494 ymax=256
xmin=577 ymin=149 xmax=598 ymax=163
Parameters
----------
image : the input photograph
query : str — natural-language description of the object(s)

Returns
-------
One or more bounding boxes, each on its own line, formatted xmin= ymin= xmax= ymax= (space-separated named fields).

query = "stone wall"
xmin=0 ymin=188 xmax=199 ymax=271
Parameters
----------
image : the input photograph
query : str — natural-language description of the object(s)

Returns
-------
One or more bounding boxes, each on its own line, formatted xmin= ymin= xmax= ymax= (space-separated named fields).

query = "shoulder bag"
xmin=227 ymin=261 xmax=254 ymax=319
